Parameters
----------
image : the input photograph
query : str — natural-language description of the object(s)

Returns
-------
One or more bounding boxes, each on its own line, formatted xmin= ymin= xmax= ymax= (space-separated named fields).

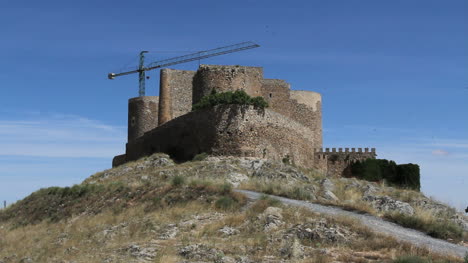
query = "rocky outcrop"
xmin=363 ymin=195 xmax=414 ymax=215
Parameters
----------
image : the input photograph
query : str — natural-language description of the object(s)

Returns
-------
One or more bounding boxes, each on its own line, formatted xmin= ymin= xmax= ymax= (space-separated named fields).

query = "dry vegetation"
xmin=0 ymin=153 xmax=466 ymax=262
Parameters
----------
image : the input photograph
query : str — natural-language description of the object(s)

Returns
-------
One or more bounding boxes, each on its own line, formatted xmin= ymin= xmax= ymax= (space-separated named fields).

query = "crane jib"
xmin=107 ymin=42 xmax=260 ymax=96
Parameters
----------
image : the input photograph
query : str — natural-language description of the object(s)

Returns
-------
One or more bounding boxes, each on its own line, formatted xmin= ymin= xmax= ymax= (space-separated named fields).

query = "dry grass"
xmin=1 ymin=154 xmax=465 ymax=262
xmin=0 ymin=194 xmax=462 ymax=262
xmin=384 ymin=207 xmax=465 ymax=242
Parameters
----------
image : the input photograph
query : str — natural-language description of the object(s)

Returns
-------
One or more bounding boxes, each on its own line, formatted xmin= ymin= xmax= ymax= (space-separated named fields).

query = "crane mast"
xmin=108 ymin=42 xmax=260 ymax=96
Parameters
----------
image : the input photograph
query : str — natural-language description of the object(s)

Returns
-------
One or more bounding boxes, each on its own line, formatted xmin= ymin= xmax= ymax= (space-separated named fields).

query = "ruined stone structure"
xmin=113 ymin=64 xmax=376 ymax=176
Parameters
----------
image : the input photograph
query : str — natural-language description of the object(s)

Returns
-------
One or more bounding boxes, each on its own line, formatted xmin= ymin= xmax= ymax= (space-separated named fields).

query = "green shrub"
xmin=350 ymin=159 xmax=420 ymax=190
xmin=192 ymin=152 xmax=208 ymax=161
xmin=396 ymin=163 xmax=420 ymax=191
xmin=215 ymin=196 xmax=236 ymax=210
xmin=171 ymin=176 xmax=185 ymax=187
xmin=192 ymin=89 xmax=268 ymax=111
xmin=219 ymin=183 xmax=232 ymax=194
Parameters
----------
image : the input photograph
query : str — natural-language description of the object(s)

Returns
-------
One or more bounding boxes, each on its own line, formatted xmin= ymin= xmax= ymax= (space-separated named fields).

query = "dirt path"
xmin=235 ymin=189 xmax=468 ymax=258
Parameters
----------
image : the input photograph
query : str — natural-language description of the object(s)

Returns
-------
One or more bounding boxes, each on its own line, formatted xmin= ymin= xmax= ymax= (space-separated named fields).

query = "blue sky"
xmin=0 ymin=1 xmax=467 ymax=210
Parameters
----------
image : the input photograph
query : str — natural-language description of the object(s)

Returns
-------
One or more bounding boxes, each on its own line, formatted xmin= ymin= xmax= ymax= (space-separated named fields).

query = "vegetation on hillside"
xmin=0 ymin=177 xmax=245 ymax=227
xmin=0 ymin=153 xmax=465 ymax=262
xmin=192 ymin=89 xmax=268 ymax=111
xmin=349 ymin=159 xmax=420 ymax=190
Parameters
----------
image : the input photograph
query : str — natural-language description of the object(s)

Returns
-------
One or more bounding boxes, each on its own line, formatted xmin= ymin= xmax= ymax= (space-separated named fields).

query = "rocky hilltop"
xmin=0 ymin=154 xmax=467 ymax=263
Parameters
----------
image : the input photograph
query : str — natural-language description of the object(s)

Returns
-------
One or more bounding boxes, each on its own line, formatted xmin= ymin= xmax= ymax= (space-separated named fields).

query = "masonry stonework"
xmin=193 ymin=65 xmax=263 ymax=104
xmin=113 ymin=64 xmax=376 ymax=177
xmin=127 ymin=96 xmax=159 ymax=142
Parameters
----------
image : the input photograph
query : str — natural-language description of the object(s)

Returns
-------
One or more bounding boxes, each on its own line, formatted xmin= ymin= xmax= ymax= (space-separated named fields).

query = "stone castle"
xmin=113 ymin=64 xmax=376 ymax=176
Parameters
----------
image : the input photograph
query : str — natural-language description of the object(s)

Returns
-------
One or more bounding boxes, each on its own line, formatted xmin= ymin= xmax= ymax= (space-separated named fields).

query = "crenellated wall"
xmin=314 ymin=148 xmax=377 ymax=177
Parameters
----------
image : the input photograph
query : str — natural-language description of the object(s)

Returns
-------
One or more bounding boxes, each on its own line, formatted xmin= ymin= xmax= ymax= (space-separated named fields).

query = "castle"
xmin=113 ymin=64 xmax=376 ymax=176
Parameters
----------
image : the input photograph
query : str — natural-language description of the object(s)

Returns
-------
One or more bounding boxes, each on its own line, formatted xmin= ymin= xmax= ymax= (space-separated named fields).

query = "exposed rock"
xmin=362 ymin=184 xmax=378 ymax=195
xmin=322 ymin=190 xmax=339 ymax=202
xmin=252 ymin=161 xmax=309 ymax=182
xmin=280 ymin=238 xmax=304 ymax=259
xmin=450 ymin=214 xmax=468 ymax=231
xmin=290 ymin=219 xmax=354 ymax=244
xmin=227 ymin=173 xmax=249 ymax=187
xmin=219 ymin=226 xmax=240 ymax=236
xmin=238 ymin=158 xmax=266 ymax=172
xmin=320 ymin=178 xmax=335 ymax=191
xmin=99 ymin=222 xmax=129 ymax=240
xmin=144 ymin=153 xmax=175 ymax=167
xmin=363 ymin=195 xmax=414 ymax=215
xmin=125 ymin=244 xmax=157 ymax=261
xmin=259 ymin=207 xmax=284 ymax=231
xmin=158 ymin=224 xmax=179 ymax=239
xmin=178 ymin=244 xmax=224 ymax=262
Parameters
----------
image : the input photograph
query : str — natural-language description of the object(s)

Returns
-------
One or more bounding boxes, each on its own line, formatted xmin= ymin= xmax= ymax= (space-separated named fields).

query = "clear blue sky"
xmin=1 ymin=0 xmax=467 ymax=210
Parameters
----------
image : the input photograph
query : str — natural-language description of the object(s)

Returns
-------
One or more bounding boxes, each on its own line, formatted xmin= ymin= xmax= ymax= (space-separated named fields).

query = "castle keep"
xmin=113 ymin=64 xmax=376 ymax=176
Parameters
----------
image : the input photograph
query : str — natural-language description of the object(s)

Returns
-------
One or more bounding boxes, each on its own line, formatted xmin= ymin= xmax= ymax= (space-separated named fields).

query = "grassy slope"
xmin=0 ymin=154 xmax=465 ymax=262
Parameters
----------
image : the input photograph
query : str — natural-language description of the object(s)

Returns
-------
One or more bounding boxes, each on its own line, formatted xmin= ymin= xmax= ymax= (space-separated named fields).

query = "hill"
xmin=0 ymin=153 xmax=467 ymax=262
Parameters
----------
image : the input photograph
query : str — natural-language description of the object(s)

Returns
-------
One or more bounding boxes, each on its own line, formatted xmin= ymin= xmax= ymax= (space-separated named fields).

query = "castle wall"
xmin=124 ymin=105 xmax=318 ymax=168
xmin=261 ymin=79 xmax=323 ymax=149
xmin=314 ymin=148 xmax=377 ymax=177
xmin=193 ymin=65 xmax=263 ymax=104
xmin=289 ymin=91 xmax=322 ymax=148
xmin=159 ymin=69 xmax=196 ymax=125
xmin=261 ymin=79 xmax=291 ymax=117
xmin=127 ymin=96 xmax=159 ymax=142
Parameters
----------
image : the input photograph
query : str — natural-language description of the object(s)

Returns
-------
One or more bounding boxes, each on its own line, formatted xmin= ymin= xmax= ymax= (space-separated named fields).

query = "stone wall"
xmin=165 ymin=69 xmax=196 ymax=119
xmin=261 ymin=79 xmax=291 ymax=117
xmin=261 ymin=79 xmax=322 ymax=149
xmin=193 ymin=65 xmax=263 ymax=104
xmin=159 ymin=69 xmax=195 ymax=125
xmin=127 ymin=96 xmax=159 ymax=142
xmin=314 ymin=148 xmax=377 ymax=177
xmin=289 ymin=91 xmax=322 ymax=148
xmin=124 ymin=105 xmax=319 ymax=168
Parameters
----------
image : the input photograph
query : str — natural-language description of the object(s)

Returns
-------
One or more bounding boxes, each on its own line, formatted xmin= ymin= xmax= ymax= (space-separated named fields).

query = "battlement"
xmin=312 ymin=147 xmax=378 ymax=177
xmin=314 ymin=147 xmax=376 ymax=154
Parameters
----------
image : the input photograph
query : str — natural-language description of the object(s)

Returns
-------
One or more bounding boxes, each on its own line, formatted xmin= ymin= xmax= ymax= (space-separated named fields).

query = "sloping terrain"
xmin=0 ymin=153 xmax=467 ymax=262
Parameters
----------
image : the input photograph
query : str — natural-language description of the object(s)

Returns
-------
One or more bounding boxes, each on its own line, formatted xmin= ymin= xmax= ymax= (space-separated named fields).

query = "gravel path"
xmin=235 ymin=189 xmax=468 ymax=258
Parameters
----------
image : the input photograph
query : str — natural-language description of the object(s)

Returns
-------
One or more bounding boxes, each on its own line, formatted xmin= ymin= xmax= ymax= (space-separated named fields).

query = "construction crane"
xmin=108 ymin=42 xmax=260 ymax=97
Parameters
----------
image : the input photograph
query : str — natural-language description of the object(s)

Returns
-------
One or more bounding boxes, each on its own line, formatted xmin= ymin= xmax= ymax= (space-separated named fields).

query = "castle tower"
xmin=192 ymin=65 xmax=263 ymax=104
xmin=128 ymin=96 xmax=159 ymax=142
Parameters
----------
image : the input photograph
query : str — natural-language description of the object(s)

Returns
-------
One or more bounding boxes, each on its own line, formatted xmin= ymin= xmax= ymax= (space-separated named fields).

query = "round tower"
xmin=128 ymin=96 xmax=159 ymax=142
xmin=192 ymin=64 xmax=263 ymax=104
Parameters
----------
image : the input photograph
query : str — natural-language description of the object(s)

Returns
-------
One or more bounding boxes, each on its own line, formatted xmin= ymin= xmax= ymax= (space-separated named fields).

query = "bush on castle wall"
xmin=350 ymin=159 xmax=420 ymax=191
xmin=192 ymin=89 xmax=268 ymax=111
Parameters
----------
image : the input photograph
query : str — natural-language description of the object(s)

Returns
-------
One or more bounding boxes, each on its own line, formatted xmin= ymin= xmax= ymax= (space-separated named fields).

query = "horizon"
xmin=0 ymin=0 xmax=467 ymax=211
